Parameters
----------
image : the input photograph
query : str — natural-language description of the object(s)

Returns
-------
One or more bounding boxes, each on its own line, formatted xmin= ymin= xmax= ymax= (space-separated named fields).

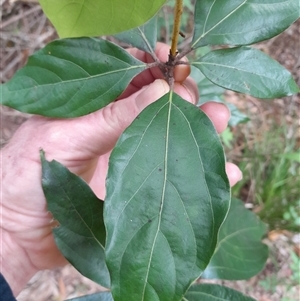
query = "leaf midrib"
xmin=53 ymin=168 xmax=104 ymax=250
xmin=192 ymin=61 xmax=285 ymax=82
xmin=5 ymin=64 xmax=145 ymax=93
xmin=141 ymin=91 xmax=173 ymax=300
xmin=186 ymin=290 xmax=229 ymax=300
xmin=213 ymin=226 xmax=261 ymax=254
xmin=192 ymin=0 xmax=247 ymax=47
xmin=137 ymin=26 xmax=155 ymax=55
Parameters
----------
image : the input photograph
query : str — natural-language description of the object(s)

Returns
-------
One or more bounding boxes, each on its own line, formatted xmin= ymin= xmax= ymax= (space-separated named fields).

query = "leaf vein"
xmin=171 ymin=102 xmax=215 ymax=249
xmin=192 ymin=0 xmax=247 ymax=47
xmin=141 ymin=92 xmax=173 ymax=300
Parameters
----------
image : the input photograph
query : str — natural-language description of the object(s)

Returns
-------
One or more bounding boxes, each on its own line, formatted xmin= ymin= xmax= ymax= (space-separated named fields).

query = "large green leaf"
xmin=190 ymin=59 xmax=249 ymax=126
xmin=190 ymin=66 xmax=225 ymax=104
xmin=38 ymin=0 xmax=166 ymax=38
xmin=184 ymin=283 xmax=256 ymax=301
xmin=192 ymin=0 xmax=299 ymax=48
xmin=202 ymin=198 xmax=268 ymax=280
xmin=192 ymin=46 xmax=299 ymax=98
xmin=1 ymin=38 xmax=146 ymax=117
xmin=40 ymin=151 xmax=110 ymax=288
xmin=66 ymin=292 xmax=113 ymax=301
xmin=114 ymin=15 xmax=158 ymax=54
xmin=104 ymin=92 xmax=230 ymax=301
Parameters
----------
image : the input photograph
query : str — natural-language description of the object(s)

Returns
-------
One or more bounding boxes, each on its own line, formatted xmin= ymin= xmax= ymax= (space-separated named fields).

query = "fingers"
xmin=226 ymin=162 xmax=243 ymax=187
xmin=120 ymin=48 xmax=242 ymax=187
xmin=79 ymin=75 xmax=199 ymax=156
xmin=121 ymin=43 xmax=167 ymax=98
xmin=174 ymin=77 xmax=199 ymax=105
xmin=84 ymin=80 xmax=170 ymax=155
xmin=199 ymin=102 xmax=242 ymax=186
xmin=102 ymin=85 xmax=242 ymax=187
xmin=122 ymin=43 xmax=192 ymax=98
xmin=200 ymin=102 xmax=231 ymax=134
xmin=173 ymin=57 xmax=191 ymax=83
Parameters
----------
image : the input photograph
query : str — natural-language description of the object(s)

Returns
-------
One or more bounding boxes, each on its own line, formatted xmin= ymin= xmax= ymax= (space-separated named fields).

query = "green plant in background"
xmin=258 ymin=274 xmax=278 ymax=295
xmin=1 ymin=0 xmax=299 ymax=300
xmin=232 ymin=122 xmax=300 ymax=231
xmin=157 ymin=0 xmax=195 ymax=45
xmin=258 ymin=249 xmax=300 ymax=300
xmin=289 ymin=250 xmax=300 ymax=286
xmin=283 ymin=200 xmax=300 ymax=229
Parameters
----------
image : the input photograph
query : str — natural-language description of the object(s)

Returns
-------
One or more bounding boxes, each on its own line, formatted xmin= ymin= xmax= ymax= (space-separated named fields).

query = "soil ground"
xmin=1 ymin=1 xmax=299 ymax=300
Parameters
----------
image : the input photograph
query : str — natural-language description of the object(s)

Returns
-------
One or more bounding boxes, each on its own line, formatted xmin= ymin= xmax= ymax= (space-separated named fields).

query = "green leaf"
xmin=40 ymin=151 xmax=110 ymax=288
xmin=66 ymin=292 xmax=113 ymax=301
xmin=1 ymin=38 xmax=146 ymax=117
xmin=104 ymin=92 xmax=230 ymax=301
xmin=221 ymin=128 xmax=234 ymax=148
xmin=190 ymin=67 xmax=249 ymax=126
xmin=192 ymin=46 xmax=299 ymax=99
xmin=184 ymin=283 xmax=256 ymax=301
xmin=202 ymin=198 xmax=268 ymax=280
xmin=114 ymin=15 xmax=158 ymax=54
xmin=190 ymin=66 xmax=225 ymax=104
xmin=192 ymin=0 xmax=300 ymax=48
xmin=38 ymin=0 xmax=166 ymax=38
xmin=227 ymin=103 xmax=249 ymax=126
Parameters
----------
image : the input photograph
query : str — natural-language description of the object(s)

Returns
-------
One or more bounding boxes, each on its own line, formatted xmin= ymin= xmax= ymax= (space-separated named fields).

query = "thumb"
xmin=86 ymin=79 xmax=170 ymax=154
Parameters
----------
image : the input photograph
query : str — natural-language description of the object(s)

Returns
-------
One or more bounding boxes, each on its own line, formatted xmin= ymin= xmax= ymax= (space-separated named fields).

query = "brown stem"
xmin=170 ymin=0 xmax=183 ymax=58
xmin=176 ymin=61 xmax=190 ymax=65
xmin=176 ymin=48 xmax=193 ymax=61
xmin=146 ymin=62 xmax=161 ymax=69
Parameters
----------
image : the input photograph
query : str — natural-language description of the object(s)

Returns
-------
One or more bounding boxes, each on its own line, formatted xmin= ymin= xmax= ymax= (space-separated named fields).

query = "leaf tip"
xmin=40 ymin=148 xmax=46 ymax=160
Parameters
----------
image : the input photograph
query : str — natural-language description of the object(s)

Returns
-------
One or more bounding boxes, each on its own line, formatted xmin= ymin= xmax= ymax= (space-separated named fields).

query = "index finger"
xmin=118 ymin=43 xmax=167 ymax=98
xmin=119 ymin=43 xmax=191 ymax=99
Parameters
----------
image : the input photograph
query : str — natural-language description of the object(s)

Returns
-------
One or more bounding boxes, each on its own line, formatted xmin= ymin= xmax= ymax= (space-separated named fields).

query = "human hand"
xmin=0 ymin=42 xmax=241 ymax=296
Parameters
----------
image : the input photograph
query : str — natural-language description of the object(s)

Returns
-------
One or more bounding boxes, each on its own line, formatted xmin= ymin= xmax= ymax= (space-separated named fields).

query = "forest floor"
xmin=1 ymin=1 xmax=299 ymax=301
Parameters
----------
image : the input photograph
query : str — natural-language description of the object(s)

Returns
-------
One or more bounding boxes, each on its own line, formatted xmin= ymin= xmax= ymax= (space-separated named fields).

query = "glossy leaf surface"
xmin=192 ymin=0 xmax=299 ymax=48
xmin=39 ymin=0 xmax=166 ymax=38
xmin=41 ymin=151 xmax=110 ymax=288
xmin=67 ymin=292 xmax=113 ymax=301
xmin=1 ymin=38 xmax=146 ymax=117
xmin=184 ymin=284 xmax=256 ymax=301
xmin=192 ymin=47 xmax=299 ymax=98
xmin=114 ymin=15 xmax=158 ymax=54
xmin=202 ymin=198 xmax=268 ymax=280
xmin=104 ymin=92 xmax=230 ymax=301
